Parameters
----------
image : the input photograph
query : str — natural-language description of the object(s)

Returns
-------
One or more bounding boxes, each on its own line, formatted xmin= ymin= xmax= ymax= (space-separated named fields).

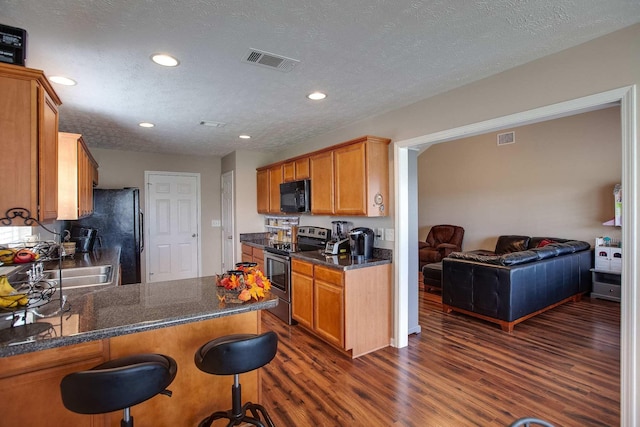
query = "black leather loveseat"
xmin=441 ymin=235 xmax=592 ymax=332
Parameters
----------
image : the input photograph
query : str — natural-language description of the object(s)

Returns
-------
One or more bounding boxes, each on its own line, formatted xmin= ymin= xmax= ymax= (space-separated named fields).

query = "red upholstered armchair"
xmin=419 ymin=225 xmax=465 ymax=269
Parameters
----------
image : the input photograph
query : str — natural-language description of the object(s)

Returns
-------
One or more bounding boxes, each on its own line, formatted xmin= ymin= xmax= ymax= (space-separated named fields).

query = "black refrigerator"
xmin=71 ymin=188 xmax=143 ymax=284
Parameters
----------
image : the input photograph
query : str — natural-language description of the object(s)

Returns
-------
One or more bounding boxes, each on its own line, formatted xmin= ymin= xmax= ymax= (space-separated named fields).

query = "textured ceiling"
xmin=1 ymin=1 xmax=639 ymax=157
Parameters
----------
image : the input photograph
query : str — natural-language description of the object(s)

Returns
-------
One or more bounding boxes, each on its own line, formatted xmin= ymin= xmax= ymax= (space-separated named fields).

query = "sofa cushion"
xmin=451 ymin=238 xmax=591 ymax=266
xmin=530 ymin=246 xmax=560 ymax=259
xmin=547 ymin=242 xmax=576 ymax=255
xmin=448 ymin=252 xmax=502 ymax=265
xmin=499 ymin=250 xmax=539 ymax=266
xmin=494 ymin=235 xmax=531 ymax=255
xmin=563 ymin=240 xmax=591 ymax=252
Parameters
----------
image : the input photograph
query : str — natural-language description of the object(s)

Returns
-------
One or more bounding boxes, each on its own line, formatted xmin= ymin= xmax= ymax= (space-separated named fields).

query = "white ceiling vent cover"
xmin=243 ymin=49 xmax=299 ymax=72
xmin=497 ymin=131 xmax=515 ymax=146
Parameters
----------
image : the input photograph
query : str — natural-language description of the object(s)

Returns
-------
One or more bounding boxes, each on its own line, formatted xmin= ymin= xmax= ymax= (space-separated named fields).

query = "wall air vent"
xmin=497 ymin=131 xmax=515 ymax=146
xmin=242 ymin=49 xmax=299 ymax=72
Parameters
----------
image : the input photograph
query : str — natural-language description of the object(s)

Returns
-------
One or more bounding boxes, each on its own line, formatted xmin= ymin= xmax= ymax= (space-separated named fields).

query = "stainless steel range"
xmin=263 ymin=226 xmax=331 ymax=324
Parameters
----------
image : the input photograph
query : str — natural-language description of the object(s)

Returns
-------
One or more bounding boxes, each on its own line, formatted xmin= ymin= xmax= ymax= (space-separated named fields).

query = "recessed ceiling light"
xmin=139 ymin=122 xmax=155 ymax=128
xmin=151 ymin=54 xmax=180 ymax=67
xmin=239 ymin=135 xmax=251 ymax=139
xmin=307 ymin=91 xmax=327 ymax=100
xmin=49 ymin=76 xmax=77 ymax=86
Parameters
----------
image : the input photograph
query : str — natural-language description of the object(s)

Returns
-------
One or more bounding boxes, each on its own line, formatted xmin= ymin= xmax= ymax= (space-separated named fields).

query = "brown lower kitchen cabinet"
xmin=291 ymin=258 xmax=314 ymax=329
xmin=291 ymin=258 xmax=391 ymax=358
xmin=241 ymin=243 xmax=265 ymax=272
xmin=0 ymin=341 xmax=110 ymax=426
xmin=314 ymin=265 xmax=345 ymax=348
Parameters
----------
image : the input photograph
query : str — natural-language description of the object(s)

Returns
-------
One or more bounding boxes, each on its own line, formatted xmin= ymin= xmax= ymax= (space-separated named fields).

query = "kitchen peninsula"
xmin=0 ymin=277 xmax=278 ymax=426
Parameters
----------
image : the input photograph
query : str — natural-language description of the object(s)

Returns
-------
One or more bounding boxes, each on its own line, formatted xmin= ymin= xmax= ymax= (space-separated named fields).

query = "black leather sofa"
xmin=441 ymin=235 xmax=592 ymax=332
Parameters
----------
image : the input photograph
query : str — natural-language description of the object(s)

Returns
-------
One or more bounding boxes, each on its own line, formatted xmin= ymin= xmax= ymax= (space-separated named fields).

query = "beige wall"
xmin=222 ymin=150 xmax=275 ymax=261
xmin=417 ymin=106 xmax=622 ymax=251
xmin=90 ymin=148 xmax=222 ymax=277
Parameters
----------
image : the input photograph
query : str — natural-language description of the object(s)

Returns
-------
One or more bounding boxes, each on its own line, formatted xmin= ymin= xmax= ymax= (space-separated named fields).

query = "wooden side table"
xmin=590 ymin=268 xmax=621 ymax=302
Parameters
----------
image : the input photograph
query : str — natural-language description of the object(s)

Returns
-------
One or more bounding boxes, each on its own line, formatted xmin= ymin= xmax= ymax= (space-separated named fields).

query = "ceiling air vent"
xmin=242 ymin=49 xmax=299 ymax=72
xmin=497 ymin=131 xmax=515 ymax=146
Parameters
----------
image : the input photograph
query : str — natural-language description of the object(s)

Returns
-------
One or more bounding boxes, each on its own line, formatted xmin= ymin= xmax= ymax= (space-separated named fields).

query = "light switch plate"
xmin=385 ymin=228 xmax=395 ymax=241
xmin=211 ymin=219 xmax=221 ymax=227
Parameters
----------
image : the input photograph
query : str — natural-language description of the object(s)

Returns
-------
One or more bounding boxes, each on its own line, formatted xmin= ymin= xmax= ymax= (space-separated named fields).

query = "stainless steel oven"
xmin=263 ymin=226 xmax=331 ymax=325
xmin=264 ymin=249 xmax=293 ymax=324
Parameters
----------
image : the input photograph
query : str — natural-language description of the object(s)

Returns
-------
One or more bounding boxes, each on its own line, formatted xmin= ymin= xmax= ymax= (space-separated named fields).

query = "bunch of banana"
xmin=0 ymin=275 xmax=28 ymax=308
xmin=0 ymin=249 xmax=17 ymax=264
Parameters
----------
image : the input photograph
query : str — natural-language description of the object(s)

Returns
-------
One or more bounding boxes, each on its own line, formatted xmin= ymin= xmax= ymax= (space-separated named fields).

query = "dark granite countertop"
xmin=0 ymin=276 xmax=278 ymax=357
xmin=291 ymin=249 xmax=391 ymax=270
xmin=242 ymin=239 xmax=271 ymax=249
xmin=240 ymin=232 xmax=392 ymax=270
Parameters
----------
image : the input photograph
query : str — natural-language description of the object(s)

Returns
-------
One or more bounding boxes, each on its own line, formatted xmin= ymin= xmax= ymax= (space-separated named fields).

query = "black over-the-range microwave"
xmin=280 ymin=179 xmax=311 ymax=213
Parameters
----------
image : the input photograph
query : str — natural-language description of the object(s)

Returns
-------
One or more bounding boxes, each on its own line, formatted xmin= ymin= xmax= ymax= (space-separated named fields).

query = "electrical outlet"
xmin=211 ymin=219 xmax=221 ymax=227
xmin=385 ymin=228 xmax=395 ymax=241
xmin=375 ymin=228 xmax=384 ymax=242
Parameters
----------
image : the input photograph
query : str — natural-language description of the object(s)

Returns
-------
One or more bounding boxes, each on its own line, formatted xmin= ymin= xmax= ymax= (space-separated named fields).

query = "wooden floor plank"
xmin=258 ymin=292 xmax=620 ymax=426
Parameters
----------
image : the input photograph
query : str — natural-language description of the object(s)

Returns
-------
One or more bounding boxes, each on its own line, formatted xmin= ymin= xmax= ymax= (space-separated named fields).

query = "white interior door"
xmin=146 ymin=172 xmax=201 ymax=283
xmin=221 ymin=171 xmax=234 ymax=271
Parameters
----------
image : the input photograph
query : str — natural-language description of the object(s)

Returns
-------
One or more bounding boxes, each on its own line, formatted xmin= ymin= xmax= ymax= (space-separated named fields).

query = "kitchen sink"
xmin=43 ymin=265 xmax=113 ymax=289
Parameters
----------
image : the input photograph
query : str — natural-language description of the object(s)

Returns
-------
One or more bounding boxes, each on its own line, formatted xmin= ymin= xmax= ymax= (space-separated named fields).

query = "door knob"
xmin=227 ymin=236 xmax=233 ymax=240
xmin=192 ymin=234 xmax=197 ymax=237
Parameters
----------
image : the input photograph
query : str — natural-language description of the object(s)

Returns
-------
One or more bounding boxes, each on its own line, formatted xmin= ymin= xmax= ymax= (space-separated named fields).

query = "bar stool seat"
xmin=60 ymin=353 xmax=177 ymax=427
xmin=195 ymin=331 xmax=278 ymax=427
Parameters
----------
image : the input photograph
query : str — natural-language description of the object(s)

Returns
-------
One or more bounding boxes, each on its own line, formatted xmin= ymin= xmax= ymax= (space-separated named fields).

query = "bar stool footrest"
xmin=199 ymin=401 xmax=275 ymax=427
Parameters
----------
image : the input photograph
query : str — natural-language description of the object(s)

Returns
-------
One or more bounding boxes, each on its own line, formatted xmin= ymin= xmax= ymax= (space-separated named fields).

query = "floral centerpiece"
xmin=216 ymin=262 xmax=271 ymax=302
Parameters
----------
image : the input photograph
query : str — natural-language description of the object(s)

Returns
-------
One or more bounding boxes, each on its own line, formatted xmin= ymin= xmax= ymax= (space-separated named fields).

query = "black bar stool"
xmin=195 ymin=331 xmax=278 ymax=427
xmin=60 ymin=353 xmax=177 ymax=427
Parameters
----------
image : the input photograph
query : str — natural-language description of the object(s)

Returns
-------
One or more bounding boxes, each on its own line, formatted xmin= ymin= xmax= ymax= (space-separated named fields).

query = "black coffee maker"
xmin=70 ymin=226 xmax=98 ymax=253
xmin=349 ymin=227 xmax=374 ymax=260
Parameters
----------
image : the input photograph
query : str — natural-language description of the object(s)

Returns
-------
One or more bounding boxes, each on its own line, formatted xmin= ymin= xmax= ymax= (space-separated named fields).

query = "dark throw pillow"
xmin=537 ymin=239 xmax=555 ymax=248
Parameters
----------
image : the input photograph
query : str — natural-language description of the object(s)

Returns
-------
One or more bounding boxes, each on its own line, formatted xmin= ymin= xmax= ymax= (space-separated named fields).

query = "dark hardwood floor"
xmin=258 ymin=291 xmax=620 ymax=427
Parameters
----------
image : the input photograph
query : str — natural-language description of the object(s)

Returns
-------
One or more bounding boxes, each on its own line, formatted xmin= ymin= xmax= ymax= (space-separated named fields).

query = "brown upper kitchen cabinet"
xmin=57 ymin=132 xmax=99 ymax=220
xmin=283 ymin=157 xmax=310 ymax=182
xmin=256 ymin=135 xmax=390 ymax=216
xmin=268 ymin=164 xmax=283 ymax=213
xmin=256 ymin=164 xmax=284 ymax=214
xmin=256 ymin=169 xmax=270 ymax=213
xmin=309 ymin=150 xmax=335 ymax=215
xmin=0 ymin=63 xmax=61 ymax=223
xmin=334 ymin=136 xmax=390 ymax=216
xmin=283 ymin=161 xmax=295 ymax=182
